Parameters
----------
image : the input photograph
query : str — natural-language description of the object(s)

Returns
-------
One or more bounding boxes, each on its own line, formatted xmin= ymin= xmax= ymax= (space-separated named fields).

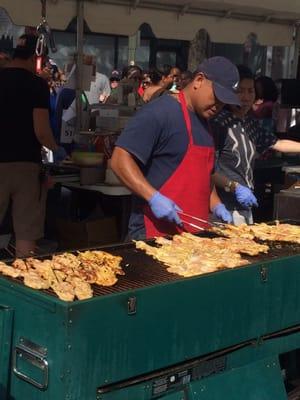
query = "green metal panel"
xmin=67 ymin=257 xmax=299 ymax=393
xmin=0 ymin=254 xmax=298 ymax=399
xmin=189 ymin=357 xmax=287 ymax=400
xmin=97 ymin=385 xmax=186 ymax=400
xmin=261 ymin=257 xmax=300 ymax=332
xmin=0 ymin=277 xmax=71 ymax=400
xmin=0 ymin=305 xmax=14 ymax=399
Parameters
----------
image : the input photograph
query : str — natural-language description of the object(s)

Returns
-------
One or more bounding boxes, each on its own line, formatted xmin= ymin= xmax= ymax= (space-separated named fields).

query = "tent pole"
xmin=76 ymin=0 xmax=84 ymax=137
xmin=292 ymin=24 xmax=300 ymax=78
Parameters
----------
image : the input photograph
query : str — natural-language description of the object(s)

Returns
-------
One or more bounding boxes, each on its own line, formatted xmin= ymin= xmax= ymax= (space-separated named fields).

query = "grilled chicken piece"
xmin=67 ymin=277 xmax=93 ymax=300
xmin=12 ymin=259 xmax=29 ymax=271
xmin=30 ymin=260 xmax=58 ymax=284
xmin=95 ymin=266 xmax=118 ymax=286
xmin=23 ymin=271 xmax=50 ymax=290
xmin=51 ymin=281 xmax=75 ymax=302
xmin=78 ymin=251 xmax=124 ymax=275
xmin=0 ymin=262 xmax=21 ymax=278
xmin=52 ymin=253 xmax=81 ymax=270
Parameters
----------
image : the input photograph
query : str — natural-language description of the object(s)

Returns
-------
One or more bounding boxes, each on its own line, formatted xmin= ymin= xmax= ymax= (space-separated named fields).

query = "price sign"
xmin=61 ymin=119 xmax=75 ymax=144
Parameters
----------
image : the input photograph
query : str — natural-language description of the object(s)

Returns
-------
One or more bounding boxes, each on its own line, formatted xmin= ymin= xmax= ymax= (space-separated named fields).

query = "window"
xmin=156 ymin=51 xmax=176 ymax=69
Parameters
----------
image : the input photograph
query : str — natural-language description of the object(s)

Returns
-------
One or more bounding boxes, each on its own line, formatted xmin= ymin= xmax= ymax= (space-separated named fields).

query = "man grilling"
xmin=111 ymin=57 xmax=241 ymax=240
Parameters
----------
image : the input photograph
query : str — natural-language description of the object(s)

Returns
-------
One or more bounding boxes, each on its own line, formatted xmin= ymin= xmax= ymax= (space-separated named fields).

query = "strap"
xmin=179 ymin=91 xmax=193 ymax=145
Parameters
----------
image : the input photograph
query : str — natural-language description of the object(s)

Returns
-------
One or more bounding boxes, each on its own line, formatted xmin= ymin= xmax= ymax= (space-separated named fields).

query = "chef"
xmin=111 ymin=57 xmax=240 ymax=239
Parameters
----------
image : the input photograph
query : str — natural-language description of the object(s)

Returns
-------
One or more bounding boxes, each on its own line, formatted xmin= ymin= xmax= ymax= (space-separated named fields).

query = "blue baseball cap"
xmin=196 ymin=57 xmax=241 ymax=106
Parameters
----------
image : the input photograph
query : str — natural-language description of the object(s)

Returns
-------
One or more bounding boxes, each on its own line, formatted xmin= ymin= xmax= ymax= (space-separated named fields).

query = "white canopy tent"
xmin=0 ymin=0 xmax=299 ymax=46
xmin=1 ymin=0 xmax=299 ymax=133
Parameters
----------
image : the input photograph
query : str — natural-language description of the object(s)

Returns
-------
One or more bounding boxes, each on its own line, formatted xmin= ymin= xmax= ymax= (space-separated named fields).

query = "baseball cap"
xmin=196 ymin=57 xmax=240 ymax=106
xmin=110 ymin=70 xmax=120 ymax=81
xmin=13 ymin=34 xmax=38 ymax=59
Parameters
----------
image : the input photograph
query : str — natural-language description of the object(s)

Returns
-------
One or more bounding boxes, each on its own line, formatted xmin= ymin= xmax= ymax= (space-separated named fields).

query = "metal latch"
xmin=127 ymin=297 xmax=137 ymax=315
xmin=13 ymin=338 xmax=48 ymax=390
xmin=260 ymin=266 xmax=268 ymax=283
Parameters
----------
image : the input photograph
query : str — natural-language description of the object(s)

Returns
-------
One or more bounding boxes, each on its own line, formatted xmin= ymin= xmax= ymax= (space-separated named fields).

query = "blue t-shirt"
xmin=116 ymin=94 xmax=214 ymax=239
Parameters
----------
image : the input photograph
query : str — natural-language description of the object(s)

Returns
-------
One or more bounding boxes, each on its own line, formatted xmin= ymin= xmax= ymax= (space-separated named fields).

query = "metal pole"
xmin=291 ymin=23 xmax=300 ymax=78
xmin=76 ymin=0 xmax=84 ymax=137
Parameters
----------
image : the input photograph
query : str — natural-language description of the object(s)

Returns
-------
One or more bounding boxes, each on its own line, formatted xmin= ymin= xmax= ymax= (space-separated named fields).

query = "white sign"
xmin=61 ymin=116 xmax=75 ymax=144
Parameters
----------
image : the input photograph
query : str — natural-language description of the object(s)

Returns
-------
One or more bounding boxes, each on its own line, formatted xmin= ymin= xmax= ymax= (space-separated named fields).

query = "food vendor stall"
xmin=1 ymin=2 xmax=300 ymax=399
xmin=0 ymin=223 xmax=299 ymax=399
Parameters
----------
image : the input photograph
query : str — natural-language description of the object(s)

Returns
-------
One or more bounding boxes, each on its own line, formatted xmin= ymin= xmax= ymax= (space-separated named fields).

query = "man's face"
xmin=231 ymin=78 xmax=255 ymax=116
xmin=162 ymin=73 xmax=174 ymax=89
xmin=191 ymin=74 xmax=224 ymax=119
xmin=170 ymin=67 xmax=181 ymax=84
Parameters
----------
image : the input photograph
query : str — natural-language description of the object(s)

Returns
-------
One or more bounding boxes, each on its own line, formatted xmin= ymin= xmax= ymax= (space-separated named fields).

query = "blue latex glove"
xmin=235 ymin=184 xmax=258 ymax=208
xmin=212 ymin=203 xmax=233 ymax=224
xmin=53 ymin=146 xmax=68 ymax=163
xmin=148 ymin=192 xmax=182 ymax=226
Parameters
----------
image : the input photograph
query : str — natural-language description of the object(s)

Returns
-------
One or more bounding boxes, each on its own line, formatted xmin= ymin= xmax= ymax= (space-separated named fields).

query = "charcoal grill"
xmin=1 ymin=228 xmax=300 ymax=399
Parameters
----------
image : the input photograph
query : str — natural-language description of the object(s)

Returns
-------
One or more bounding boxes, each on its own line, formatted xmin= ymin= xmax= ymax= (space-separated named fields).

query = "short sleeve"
xmin=249 ymin=119 xmax=277 ymax=154
xmin=116 ymin=105 xmax=162 ymax=165
xmin=33 ymin=77 xmax=50 ymax=109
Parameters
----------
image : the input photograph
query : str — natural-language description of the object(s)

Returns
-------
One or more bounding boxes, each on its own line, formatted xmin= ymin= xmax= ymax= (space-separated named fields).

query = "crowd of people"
xmin=1 ymin=32 xmax=300 ymax=252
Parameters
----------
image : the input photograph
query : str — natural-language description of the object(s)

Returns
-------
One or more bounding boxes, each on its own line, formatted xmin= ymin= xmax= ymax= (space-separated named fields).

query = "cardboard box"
xmin=56 ymin=217 xmax=119 ymax=251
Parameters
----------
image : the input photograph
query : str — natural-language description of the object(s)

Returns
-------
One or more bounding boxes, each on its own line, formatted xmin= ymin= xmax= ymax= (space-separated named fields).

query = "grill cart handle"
xmin=0 ymin=306 xmax=14 ymax=400
xmin=13 ymin=338 xmax=49 ymax=391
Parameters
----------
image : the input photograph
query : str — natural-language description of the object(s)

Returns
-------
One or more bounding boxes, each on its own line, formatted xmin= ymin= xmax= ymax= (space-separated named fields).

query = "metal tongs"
xmin=178 ymin=211 xmax=227 ymax=231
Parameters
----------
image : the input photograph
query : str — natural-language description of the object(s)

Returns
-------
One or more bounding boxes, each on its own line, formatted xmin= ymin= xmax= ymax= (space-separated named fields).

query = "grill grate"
xmin=3 ymin=236 xmax=300 ymax=301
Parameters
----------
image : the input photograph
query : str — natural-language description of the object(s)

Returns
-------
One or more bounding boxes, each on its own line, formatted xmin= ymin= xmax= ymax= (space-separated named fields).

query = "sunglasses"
xmin=142 ymin=81 xmax=151 ymax=86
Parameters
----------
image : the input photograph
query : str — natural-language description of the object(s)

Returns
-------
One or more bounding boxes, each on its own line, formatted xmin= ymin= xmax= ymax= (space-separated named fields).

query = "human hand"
xmin=53 ymin=146 xmax=68 ymax=163
xmin=148 ymin=192 xmax=182 ymax=225
xmin=212 ymin=203 xmax=233 ymax=223
xmin=235 ymin=185 xmax=258 ymax=208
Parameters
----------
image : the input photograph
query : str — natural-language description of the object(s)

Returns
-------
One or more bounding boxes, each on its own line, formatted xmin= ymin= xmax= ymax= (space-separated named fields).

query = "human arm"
xmin=111 ymin=146 xmax=156 ymax=201
xmin=212 ymin=172 xmax=258 ymax=208
xmin=33 ymin=108 xmax=59 ymax=151
xmin=272 ymin=139 xmax=300 ymax=153
xmin=111 ymin=147 xmax=182 ymax=224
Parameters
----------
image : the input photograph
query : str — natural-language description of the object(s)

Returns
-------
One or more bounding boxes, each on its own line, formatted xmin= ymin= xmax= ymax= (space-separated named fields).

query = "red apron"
xmin=144 ymin=91 xmax=214 ymax=238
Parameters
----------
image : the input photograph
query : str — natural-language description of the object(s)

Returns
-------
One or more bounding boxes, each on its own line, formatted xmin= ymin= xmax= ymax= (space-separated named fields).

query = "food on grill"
xmin=67 ymin=277 xmax=93 ymax=300
xmin=23 ymin=270 xmax=50 ymax=290
xmin=136 ymin=239 xmax=248 ymax=277
xmin=0 ymin=250 xmax=123 ymax=302
xmin=250 ymin=223 xmax=300 ymax=244
xmin=52 ymin=281 xmax=75 ymax=302
xmin=78 ymin=251 xmax=124 ymax=275
xmin=213 ymin=222 xmax=300 ymax=244
xmin=0 ymin=262 xmax=21 ymax=278
xmin=95 ymin=266 xmax=118 ymax=286
xmin=212 ymin=237 xmax=269 ymax=256
xmin=12 ymin=259 xmax=29 ymax=271
xmin=212 ymin=224 xmax=255 ymax=240
xmin=135 ymin=231 xmax=269 ymax=277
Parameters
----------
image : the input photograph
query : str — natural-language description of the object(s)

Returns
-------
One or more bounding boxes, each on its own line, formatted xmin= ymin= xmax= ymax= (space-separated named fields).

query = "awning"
xmin=0 ymin=0 xmax=298 ymax=46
